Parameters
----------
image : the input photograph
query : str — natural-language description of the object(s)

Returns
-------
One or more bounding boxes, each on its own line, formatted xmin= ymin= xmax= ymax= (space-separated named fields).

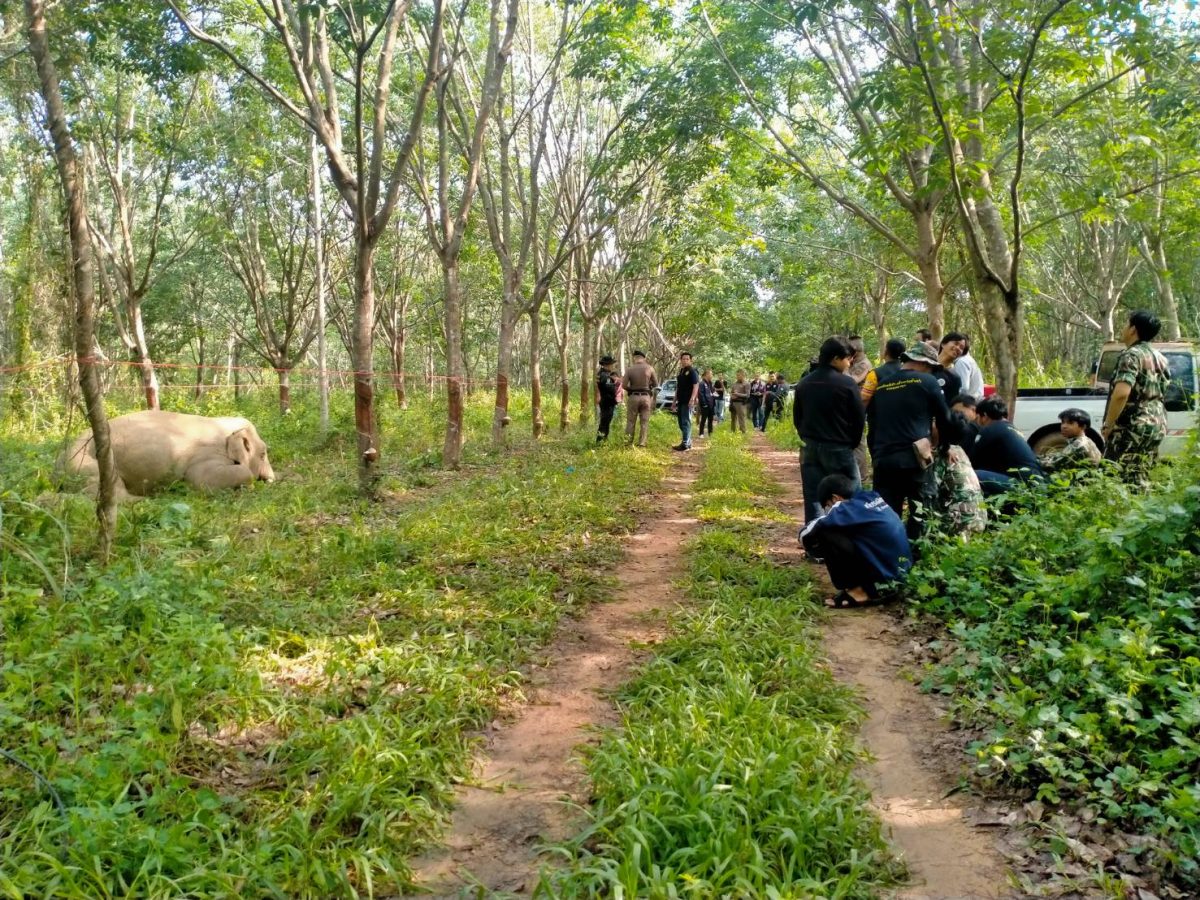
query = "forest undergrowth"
xmin=0 ymin=391 xmax=673 ymax=898
xmin=910 ymin=457 xmax=1200 ymax=896
xmin=767 ymin=421 xmax=1200 ymax=895
xmin=545 ymin=432 xmax=902 ymax=898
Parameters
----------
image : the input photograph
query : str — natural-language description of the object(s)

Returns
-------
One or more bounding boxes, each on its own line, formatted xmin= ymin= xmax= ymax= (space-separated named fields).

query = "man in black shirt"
xmin=867 ymin=342 xmax=952 ymax=540
xmin=933 ymin=341 xmax=962 ymax=404
xmin=968 ymin=396 xmax=1044 ymax=493
xmin=793 ymin=337 xmax=865 ymax=522
xmin=672 ymin=352 xmax=700 ymax=451
xmin=595 ymin=354 xmax=620 ymax=442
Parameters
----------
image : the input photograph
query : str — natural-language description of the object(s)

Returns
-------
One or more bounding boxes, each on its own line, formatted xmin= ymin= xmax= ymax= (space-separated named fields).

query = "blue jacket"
xmin=800 ymin=490 xmax=912 ymax=585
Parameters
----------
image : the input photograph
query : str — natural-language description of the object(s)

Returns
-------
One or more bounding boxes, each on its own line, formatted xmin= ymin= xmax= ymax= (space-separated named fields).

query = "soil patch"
xmin=750 ymin=433 xmax=1013 ymax=899
xmin=408 ymin=445 xmax=704 ymax=897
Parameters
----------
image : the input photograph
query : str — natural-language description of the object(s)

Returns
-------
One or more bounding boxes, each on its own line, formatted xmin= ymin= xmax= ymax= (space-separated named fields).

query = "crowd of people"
xmin=795 ymin=310 xmax=1172 ymax=608
xmin=595 ymin=311 xmax=1173 ymax=609
xmin=594 ymin=350 xmax=794 ymax=450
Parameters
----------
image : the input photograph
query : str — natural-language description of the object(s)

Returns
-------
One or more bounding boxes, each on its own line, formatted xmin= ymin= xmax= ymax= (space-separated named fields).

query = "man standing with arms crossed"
xmin=623 ymin=350 xmax=658 ymax=448
xmin=672 ymin=351 xmax=701 ymax=451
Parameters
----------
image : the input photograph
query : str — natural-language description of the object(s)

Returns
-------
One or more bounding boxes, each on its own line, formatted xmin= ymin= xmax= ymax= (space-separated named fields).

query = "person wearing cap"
xmin=595 ymin=354 xmax=620 ymax=442
xmin=866 ymin=342 xmax=953 ymax=540
xmin=622 ymin=350 xmax=658 ymax=447
xmin=792 ymin=337 xmax=865 ymax=523
xmin=671 ymin=351 xmax=701 ymax=451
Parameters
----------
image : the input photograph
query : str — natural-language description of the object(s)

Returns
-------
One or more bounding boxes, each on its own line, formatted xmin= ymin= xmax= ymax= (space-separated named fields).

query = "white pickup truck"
xmin=1012 ymin=341 xmax=1198 ymax=457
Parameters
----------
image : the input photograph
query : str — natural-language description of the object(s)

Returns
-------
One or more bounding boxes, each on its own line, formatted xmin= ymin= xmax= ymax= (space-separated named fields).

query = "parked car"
xmin=1012 ymin=340 xmax=1198 ymax=457
xmin=656 ymin=378 xmax=677 ymax=412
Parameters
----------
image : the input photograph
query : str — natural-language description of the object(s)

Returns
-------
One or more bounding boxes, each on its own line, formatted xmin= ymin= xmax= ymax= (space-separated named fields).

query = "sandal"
xmin=824 ymin=590 xmax=895 ymax=610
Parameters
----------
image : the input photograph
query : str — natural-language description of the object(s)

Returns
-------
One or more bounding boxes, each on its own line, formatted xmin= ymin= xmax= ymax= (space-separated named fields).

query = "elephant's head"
xmin=226 ymin=424 xmax=275 ymax=483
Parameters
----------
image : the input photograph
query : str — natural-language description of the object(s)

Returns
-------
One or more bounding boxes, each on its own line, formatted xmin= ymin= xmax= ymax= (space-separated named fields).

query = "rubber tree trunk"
xmin=491 ymin=280 xmax=519 ymax=446
xmin=352 ymin=236 xmax=380 ymax=493
xmin=914 ymin=209 xmax=946 ymax=340
xmin=1144 ymin=236 xmax=1181 ymax=341
xmin=389 ymin=318 xmax=407 ymax=410
xmin=578 ymin=318 xmax=593 ymax=426
xmin=310 ymin=132 xmax=330 ymax=433
xmin=194 ymin=327 xmax=205 ymax=399
xmin=558 ymin=337 xmax=570 ymax=432
xmin=978 ymin=277 xmax=1021 ymax=414
xmin=131 ymin=308 xmax=160 ymax=409
xmin=277 ymin=366 xmax=291 ymax=415
xmin=442 ymin=259 xmax=466 ymax=468
xmin=27 ymin=0 xmax=117 ymax=559
xmin=529 ymin=305 xmax=544 ymax=438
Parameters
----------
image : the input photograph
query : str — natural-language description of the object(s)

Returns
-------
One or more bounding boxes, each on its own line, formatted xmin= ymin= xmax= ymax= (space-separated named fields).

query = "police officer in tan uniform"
xmin=623 ymin=349 xmax=658 ymax=447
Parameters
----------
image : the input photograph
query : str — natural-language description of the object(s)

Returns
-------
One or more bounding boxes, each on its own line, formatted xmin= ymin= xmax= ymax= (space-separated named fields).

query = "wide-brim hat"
xmin=901 ymin=342 xmax=940 ymax=366
xmin=599 ymin=355 xmax=616 ymax=365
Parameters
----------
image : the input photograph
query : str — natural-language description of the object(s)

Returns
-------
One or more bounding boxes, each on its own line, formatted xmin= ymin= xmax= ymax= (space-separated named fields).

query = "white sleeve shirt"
xmin=953 ymin=354 xmax=985 ymax=398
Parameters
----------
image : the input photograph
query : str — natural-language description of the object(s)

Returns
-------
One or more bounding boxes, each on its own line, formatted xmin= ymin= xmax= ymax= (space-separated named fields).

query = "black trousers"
xmin=597 ymin=402 xmax=616 ymax=440
xmin=804 ymin=530 xmax=881 ymax=596
xmin=873 ymin=464 xmax=935 ymax=542
xmin=697 ymin=405 xmax=714 ymax=435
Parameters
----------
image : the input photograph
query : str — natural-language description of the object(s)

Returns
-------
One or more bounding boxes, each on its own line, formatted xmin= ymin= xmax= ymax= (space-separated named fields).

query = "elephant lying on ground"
xmin=64 ymin=410 xmax=275 ymax=500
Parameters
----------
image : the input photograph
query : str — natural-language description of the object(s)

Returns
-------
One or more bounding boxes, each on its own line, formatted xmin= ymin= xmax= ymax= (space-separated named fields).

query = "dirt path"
xmin=409 ymin=446 xmax=704 ymax=897
xmin=749 ymin=433 xmax=1011 ymax=900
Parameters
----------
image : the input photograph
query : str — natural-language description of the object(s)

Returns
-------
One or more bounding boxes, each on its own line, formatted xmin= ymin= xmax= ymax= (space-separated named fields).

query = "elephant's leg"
xmin=82 ymin=470 xmax=135 ymax=502
xmin=184 ymin=458 xmax=254 ymax=491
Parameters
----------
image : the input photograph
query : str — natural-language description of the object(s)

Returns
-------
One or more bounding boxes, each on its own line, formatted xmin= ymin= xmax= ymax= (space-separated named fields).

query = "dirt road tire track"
xmin=409 ymin=445 xmax=704 ymax=897
xmin=749 ymin=433 xmax=1012 ymax=900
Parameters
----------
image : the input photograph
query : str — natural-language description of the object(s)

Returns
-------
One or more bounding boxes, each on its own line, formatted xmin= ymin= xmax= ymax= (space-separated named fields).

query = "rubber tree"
xmin=170 ymin=0 xmax=445 ymax=493
xmin=26 ymin=0 xmax=117 ymax=558
xmin=409 ymin=0 xmax=519 ymax=468
xmin=85 ymin=73 xmax=202 ymax=410
xmin=219 ymin=181 xmax=319 ymax=414
xmin=699 ymin=0 xmax=959 ymax=338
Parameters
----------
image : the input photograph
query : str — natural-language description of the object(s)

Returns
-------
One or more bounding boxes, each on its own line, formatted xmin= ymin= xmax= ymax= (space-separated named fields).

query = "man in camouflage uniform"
xmin=1041 ymin=408 xmax=1103 ymax=474
xmin=1102 ymin=311 xmax=1170 ymax=491
xmin=932 ymin=441 xmax=987 ymax=536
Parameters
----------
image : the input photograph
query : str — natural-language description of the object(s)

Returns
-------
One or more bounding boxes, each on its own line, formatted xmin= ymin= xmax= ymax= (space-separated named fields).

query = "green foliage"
xmin=912 ymin=464 xmax=1200 ymax=889
xmin=0 ymin=391 xmax=675 ymax=897
xmin=546 ymin=433 xmax=902 ymax=897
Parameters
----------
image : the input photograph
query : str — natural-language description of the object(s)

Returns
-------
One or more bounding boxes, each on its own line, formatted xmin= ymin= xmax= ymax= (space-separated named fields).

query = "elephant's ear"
xmin=226 ymin=429 xmax=253 ymax=466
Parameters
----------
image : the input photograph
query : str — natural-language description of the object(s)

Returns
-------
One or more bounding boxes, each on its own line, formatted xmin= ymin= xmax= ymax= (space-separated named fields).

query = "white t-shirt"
xmin=953 ymin=354 xmax=985 ymax=398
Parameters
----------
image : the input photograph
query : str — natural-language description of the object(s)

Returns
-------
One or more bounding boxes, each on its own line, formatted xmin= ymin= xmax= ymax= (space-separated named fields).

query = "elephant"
xmin=63 ymin=410 xmax=275 ymax=500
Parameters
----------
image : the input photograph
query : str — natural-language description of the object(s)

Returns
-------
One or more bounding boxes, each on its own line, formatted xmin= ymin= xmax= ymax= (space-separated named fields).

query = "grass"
xmin=0 ymin=388 xmax=683 ymax=898
xmin=544 ymin=431 xmax=902 ymax=898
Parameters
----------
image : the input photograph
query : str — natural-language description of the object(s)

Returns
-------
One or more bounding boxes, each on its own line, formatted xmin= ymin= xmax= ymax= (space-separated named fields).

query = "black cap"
xmin=599 ymin=355 xmax=616 ymax=365
xmin=632 ymin=349 xmax=646 ymax=358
